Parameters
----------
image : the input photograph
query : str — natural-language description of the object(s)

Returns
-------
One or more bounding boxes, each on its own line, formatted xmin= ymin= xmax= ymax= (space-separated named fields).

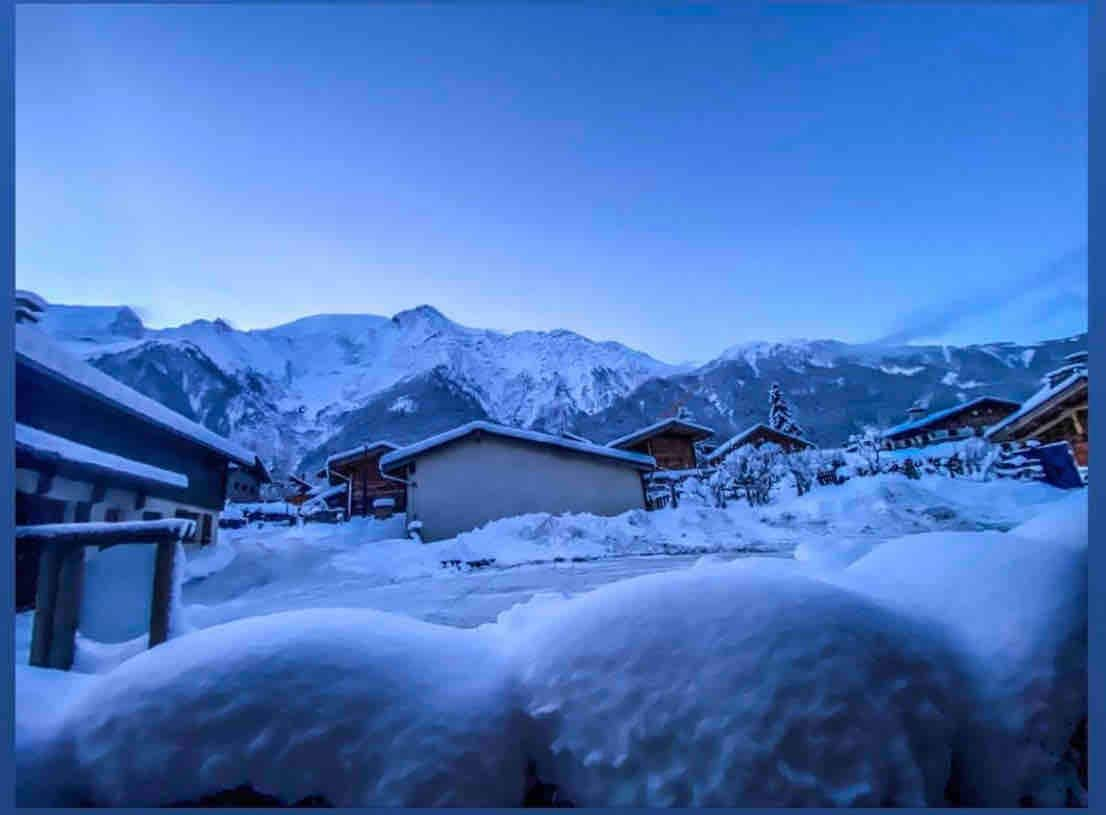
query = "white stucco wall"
xmin=405 ymin=434 xmax=647 ymax=542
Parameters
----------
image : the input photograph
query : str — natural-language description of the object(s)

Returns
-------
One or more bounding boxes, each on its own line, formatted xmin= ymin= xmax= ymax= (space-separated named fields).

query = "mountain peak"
xmin=391 ymin=304 xmax=450 ymax=327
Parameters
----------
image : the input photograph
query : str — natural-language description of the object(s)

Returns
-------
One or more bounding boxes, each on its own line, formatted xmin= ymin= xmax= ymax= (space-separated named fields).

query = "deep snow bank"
xmin=495 ymin=560 xmax=964 ymax=807
xmin=831 ymin=490 xmax=1088 ymax=805
xmin=38 ymin=609 xmax=528 ymax=807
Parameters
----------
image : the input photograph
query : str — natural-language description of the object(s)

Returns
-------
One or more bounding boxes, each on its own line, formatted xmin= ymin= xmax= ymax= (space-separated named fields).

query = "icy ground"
xmin=14 ymin=475 xmax=1085 ymax=806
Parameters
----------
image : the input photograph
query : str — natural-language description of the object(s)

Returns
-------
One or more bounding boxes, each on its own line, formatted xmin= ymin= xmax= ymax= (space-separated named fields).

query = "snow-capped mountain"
xmin=36 ymin=301 xmax=1087 ymax=478
xmin=38 ymin=303 xmax=680 ymax=476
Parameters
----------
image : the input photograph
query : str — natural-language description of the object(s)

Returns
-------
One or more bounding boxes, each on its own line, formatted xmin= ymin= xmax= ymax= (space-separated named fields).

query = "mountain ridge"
xmin=34 ymin=299 xmax=1086 ymax=478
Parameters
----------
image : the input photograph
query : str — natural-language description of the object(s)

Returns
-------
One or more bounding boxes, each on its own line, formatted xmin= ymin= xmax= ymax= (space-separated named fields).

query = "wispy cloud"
xmin=874 ymin=245 xmax=1088 ymax=346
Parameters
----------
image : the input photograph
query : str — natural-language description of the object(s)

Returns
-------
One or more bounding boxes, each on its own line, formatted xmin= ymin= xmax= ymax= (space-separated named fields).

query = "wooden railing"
xmin=15 ymin=519 xmax=195 ymax=670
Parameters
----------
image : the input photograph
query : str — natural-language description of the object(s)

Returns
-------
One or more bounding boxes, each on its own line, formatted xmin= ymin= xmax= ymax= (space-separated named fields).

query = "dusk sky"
xmin=16 ymin=4 xmax=1087 ymax=363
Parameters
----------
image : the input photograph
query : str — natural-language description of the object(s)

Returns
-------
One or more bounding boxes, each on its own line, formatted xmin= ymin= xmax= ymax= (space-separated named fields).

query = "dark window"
xmin=104 ymin=508 xmax=121 ymax=523
xmin=409 ymin=461 xmax=417 ymax=475
xmin=142 ymin=511 xmax=163 ymax=521
xmin=74 ymin=502 xmax=92 ymax=523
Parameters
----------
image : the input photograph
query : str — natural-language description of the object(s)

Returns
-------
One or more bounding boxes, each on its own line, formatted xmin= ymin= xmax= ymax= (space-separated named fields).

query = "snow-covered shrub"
xmin=712 ymin=443 xmax=787 ymax=506
xmin=832 ymin=492 xmax=1088 ymax=806
xmin=784 ymin=448 xmax=822 ymax=496
xmin=503 ymin=560 xmax=964 ymax=806
xmin=44 ymin=609 xmax=530 ymax=807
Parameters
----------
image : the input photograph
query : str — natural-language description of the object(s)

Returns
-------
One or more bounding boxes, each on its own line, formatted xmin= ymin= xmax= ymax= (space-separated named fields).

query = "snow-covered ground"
xmin=14 ymin=474 xmax=1085 ymax=806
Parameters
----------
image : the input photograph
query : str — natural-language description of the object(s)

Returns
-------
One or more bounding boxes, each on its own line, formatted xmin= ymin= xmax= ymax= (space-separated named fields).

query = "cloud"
xmin=874 ymin=245 xmax=1088 ymax=346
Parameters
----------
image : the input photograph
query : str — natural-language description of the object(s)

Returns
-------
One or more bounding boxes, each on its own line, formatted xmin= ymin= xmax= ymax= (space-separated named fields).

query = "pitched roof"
xmin=325 ymin=440 xmax=400 ymax=468
xmin=16 ymin=324 xmax=265 ymax=473
xmin=985 ymin=371 xmax=1088 ymax=442
xmin=708 ymin=423 xmax=813 ymax=461
xmin=880 ymin=396 xmax=1020 ymax=440
xmin=380 ymin=420 xmax=655 ymax=473
xmin=16 ymin=422 xmax=189 ymax=491
xmin=606 ymin=418 xmax=716 ymax=450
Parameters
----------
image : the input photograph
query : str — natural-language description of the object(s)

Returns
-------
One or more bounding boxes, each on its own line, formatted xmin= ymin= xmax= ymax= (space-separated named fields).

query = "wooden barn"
xmin=880 ymin=396 xmax=1021 ymax=451
xmin=14 ymin=294 xmax=268 ymax=609
xmin=316 ymin=441 xmax=404 ymax=517
xmin=986 ymin=354 xmax=1088 ymax=467
xmin=606 ymin=418 xmax=716 ymax=471
xmin=706 ymin=423 xmax=814 ymax=465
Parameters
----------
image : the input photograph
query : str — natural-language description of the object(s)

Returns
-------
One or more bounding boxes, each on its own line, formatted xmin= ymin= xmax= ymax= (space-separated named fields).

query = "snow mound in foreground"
xmin=44 ymin=609 xmax=527 ymax=807
xmin=834 ymin=490 xmax=1087 ymax=805
xmin=502 ymin=560 xmax=964 ymax=807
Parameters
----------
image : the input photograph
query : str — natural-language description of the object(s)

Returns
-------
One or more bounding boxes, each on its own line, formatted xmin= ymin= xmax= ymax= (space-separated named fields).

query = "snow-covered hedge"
xmin=498 ymin=561 xmax=964 ymax=806
xmin=34 ymin=610 xmax=529 ymax=807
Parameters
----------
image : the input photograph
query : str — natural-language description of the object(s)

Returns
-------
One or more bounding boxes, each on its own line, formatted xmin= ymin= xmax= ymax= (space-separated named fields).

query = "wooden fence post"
xmin=47 ymin=547 xmax=85 ymax=670
xmin=148 ymin=540 xmax=176 ymax=649
xmin=28 ymin=541 xmax=61 ymax=668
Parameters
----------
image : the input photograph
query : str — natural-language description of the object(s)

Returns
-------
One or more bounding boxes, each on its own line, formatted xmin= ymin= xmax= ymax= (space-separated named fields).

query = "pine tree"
xmin=768 ymin=383 xmax=804 ymax=437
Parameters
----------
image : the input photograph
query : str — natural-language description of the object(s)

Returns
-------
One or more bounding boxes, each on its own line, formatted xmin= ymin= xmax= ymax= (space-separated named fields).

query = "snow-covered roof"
xmin=15 ymin=324 xmax=265 ymax=473
xmin=708 ymin=423 xmax=813 ymax=462
xmin=16 ymin=422 xmax=189 ymax=490
xmin=326 ymin=441 xmax=400 ymax=468
xmin=606 ymin=418 xmax=716 ymax=450
xmin=14 ymin=289 xmax=47 ymax=314
xmin=880 ymin=396 xmax=1020 ymax=440
xmin=985 ymin=372 xmax=1088 ymax=442
xmin=380 ymin=421 xmax=656 ymax=473
xmin=307 ymin=482 xmax=347 ymax=500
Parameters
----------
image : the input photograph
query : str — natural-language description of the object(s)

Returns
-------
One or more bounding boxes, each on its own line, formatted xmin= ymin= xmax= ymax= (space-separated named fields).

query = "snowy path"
xmin=184 ymin=551 xmax=780 ymax=629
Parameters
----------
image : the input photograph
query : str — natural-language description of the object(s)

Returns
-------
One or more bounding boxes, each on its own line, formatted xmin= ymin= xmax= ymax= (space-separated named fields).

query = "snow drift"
xmin=496 ymin=560 xmax=964 ymax=807
xmin=34 ymin=610 xmax=529 ymax=807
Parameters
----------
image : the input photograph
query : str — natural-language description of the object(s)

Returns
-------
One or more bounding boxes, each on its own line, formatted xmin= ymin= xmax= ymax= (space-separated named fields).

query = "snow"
xmin=828 ymin=490 xmax=1087 ymax=805
xmin=325 ymin=440 xmax=398 ymax=467
xmin=380 ymin=420 xmax=656 ymax=473
xmin=497 ymin=561 xmax=962 ymax=806
xmin=16 ymin=324 xmax=260 ymax=468
xmin=38 ymin=609 xmax=529 ymax=807
xmin=14 ymin=475 xmax=1083 ymax=806
xmin=16 ymin=423 xmax=189 ymax=490
xmin=707 ymin=422 xmax=810 ymax=462
xmin=605 ymin=417 xmax=716 ymax=449
xmin=388 ymin=395 xmax=418 ymax=414
xmin=880 ymin=364 xmax=925 ymax=376
xmin=15 ymin=518 xmax=196 ymax=543
xmin=1022 ymin=348 xmax=1037 ymax=367
xmin=14 ymin=288 xmax=48 ymax=312
xmin=373 ymin=497 xmax=396 ymax=508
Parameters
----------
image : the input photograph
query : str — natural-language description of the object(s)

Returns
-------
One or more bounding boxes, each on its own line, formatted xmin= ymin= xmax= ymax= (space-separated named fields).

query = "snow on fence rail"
xmin=15 ymin=520 xmax=194 ymax=671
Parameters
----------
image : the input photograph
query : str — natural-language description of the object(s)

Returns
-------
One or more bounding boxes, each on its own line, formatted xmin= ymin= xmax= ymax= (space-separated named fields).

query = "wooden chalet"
xmin=14 ymin=293 xmax=268 ymax=608
xmin=316 ymin=441 xmax=405 ymax=517
xmin=706 ymin=423 xmax=814 ymax=465
xmin=880 ymin=396 xmax=1021 ymax=451
xmin=606 ymin=418 xmax=716 ymax=471
xmin=986 ymin=354 xmax=1088 ymax=467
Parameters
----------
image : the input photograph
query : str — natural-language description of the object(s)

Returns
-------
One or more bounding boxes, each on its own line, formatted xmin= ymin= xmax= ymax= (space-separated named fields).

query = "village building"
xmin=606 ymin=418 xmax=716 ymax=470
xmin=14 ymin=297 xmax=268 ymax=607
xmin=226 ymin=462 xmax=265 ymax=503
xmin=879 ymin=396 xmax=1021 ymax=452
xmin=379 ymin=421 xmax=655 ymax=542
xmin=986 ymin=353 xmax=1088 ymax=468
xmin=706 ymin=423 xmax=815 ymax=466
xmin=316 ymin=441 xmax=403 ymax=518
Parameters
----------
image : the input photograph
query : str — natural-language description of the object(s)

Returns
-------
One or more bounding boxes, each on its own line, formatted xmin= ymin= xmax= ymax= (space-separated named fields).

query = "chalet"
xmin=606 ymin=418 xmax=716 ymax=470
xmin=282 ymin=473 xmax=315 ymax=506
xmin=379 ymin=421 xmax=655 ymax=542
xmin=706 ymin=423 xmax=814 ymax=465
xmin=986 ymin=353 xmax=1088 ymax=468
xmin=880 ymin=396 xmax=1021 ymax=451
xmin=315 ymin=441 xmax=403 ymax=518
xmin=15 ymin=295 xmax=268 ymax=607
xmin=226 ymin=461 xmax=265 ymax=503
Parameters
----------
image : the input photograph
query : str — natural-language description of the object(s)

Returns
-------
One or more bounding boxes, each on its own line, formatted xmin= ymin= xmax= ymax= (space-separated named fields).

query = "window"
xmin=104 ymin=508 xmax=121 ymax=523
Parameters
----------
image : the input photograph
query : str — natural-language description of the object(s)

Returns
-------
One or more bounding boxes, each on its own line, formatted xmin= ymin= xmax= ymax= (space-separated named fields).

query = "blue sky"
xmin=16 ymin=4 xmax=1087 ymax=363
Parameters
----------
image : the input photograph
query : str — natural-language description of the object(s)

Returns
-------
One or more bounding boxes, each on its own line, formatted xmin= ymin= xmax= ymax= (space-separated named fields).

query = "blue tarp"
xmin=1022 ymin=442 xmax=1084 ymax=489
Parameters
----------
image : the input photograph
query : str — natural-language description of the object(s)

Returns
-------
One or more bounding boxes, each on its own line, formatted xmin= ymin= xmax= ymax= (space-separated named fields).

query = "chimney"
xmin=14 ymin=290 xmax=46 ymax=324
